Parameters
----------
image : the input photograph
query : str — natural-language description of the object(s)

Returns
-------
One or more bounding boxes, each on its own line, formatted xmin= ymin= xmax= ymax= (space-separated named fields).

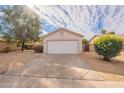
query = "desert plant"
xmin=94 ymin=34 xmax=123 ymax=61
xmin=3 ymin=47 xmax=11 ymax=53
xmin=34 ymin=45 xmax=43 ymax=53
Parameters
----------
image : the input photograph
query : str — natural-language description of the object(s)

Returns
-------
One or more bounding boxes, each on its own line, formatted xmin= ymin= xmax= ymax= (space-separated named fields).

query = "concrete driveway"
xmin=5 ymin=54 xmax=90 ymax=79
xmin=0 ymin=51 xmax=124 ymax=88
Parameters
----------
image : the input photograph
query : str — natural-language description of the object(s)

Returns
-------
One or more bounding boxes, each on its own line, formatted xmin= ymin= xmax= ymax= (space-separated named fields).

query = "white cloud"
xmin=0 ymin=11 xmax=4 ymax=16
xmin=27 ymin=5 xmax=124 ymax=39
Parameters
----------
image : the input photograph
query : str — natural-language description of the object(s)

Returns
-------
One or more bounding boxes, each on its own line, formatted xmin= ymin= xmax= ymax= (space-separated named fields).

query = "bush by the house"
xmin=34 ymin=45 xmax=43 ymax=53
xmin=3 ymin=47 xmax=11 ymax=53
xmin=94 ymin=34 xmax=123 ymax=61
xmin=82 ymin=38 xmax=88 ymax=44
xmin=82 ymin=38 xmax=89 ymax=51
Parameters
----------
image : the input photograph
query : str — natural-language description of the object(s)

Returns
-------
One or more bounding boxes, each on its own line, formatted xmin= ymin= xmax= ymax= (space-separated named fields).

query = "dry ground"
xmin=81 ymin=52 xmax=124 ymax=81
xmin=0 ymin=50 xmax=43 ymax=74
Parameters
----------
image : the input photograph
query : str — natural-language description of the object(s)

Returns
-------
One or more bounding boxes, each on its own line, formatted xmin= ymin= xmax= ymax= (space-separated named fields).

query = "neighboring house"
xmin=43 ymin=28 xmax=84 ymax=54
xmin=89 ymin=35 xmax=99 ymax=51
xmin=0 ymin=38 xmax=7 ymax=52
xmin=118 ymin=34 xmax=124 ymax=51
xmin=0 ymin=38 xmax=19 ymax=52
xmin=89 ymin=34 xmax=124 ymax=52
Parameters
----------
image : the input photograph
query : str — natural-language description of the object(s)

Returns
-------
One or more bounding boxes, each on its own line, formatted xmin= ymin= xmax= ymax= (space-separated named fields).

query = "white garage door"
xmin=47 ymin=41 xmax=78 ymax=54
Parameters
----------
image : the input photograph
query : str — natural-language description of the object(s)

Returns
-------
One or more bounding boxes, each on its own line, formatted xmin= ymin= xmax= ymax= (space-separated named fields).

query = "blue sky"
xmin=0 ymin=5 xmax=124 ymax=40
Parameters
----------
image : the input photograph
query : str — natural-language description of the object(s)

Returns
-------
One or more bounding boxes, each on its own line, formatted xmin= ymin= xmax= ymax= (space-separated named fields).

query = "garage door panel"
xmin=47 ymin=41 xmax=78 ymax=54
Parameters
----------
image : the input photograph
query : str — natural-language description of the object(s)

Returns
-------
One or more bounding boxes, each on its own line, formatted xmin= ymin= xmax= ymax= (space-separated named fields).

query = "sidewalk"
xmin=0 ymin=75 xmax=124 ymax=88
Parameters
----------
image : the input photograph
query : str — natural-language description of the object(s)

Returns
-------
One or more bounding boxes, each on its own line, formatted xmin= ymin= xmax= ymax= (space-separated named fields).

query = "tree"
xmin=101 ymin=29 xmax=115 ymax=35
xmin=101 ymin=29 xmax=108 ymax=34
xmin=82 ymin=38 xmax=89 ymax=51
xmin=82 ymin=38 xmax=88 ymax=45
xmin=107 ymin=31 xmax=115 ymax=34
xmin=0 ymin=5 xmax=41 ymax=52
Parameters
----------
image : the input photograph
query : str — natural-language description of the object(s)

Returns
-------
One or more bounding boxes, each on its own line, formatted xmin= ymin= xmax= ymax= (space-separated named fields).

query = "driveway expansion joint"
xmin=0 ymin=74 xmax=112 ymax=82
xmin=79 ymin=70 xmax=91 ymax=79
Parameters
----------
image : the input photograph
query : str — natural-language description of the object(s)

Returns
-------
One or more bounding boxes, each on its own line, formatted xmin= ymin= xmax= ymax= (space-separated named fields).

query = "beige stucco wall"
xmin=118 ymin=35 xmax=124 ymax=50
xmin=43 ymin=29 xmax=83 ymax=54
xmin=0 ymin=42 xmax=7 ymax=51
xmin=9 ymin=43 xmax=19 ymax=51
xmin=89 ymin=44 xmax=95 ymax=51
xmin=0 ymin=41 xmax=19 ymax=52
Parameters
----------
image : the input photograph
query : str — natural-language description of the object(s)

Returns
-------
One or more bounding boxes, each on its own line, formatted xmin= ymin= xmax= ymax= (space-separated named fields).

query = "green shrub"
xmin=82 ymin=38 xmax=88 ymax=44
xmin=34 ymin=45 xmax=43 ymax=53
xmin=94 ymin=34 xmax=123 ymax=61
xmin=82 ymin=38 xmax=89 ymax=51
xmin=3 ymin=47 xmax=11 ymax=53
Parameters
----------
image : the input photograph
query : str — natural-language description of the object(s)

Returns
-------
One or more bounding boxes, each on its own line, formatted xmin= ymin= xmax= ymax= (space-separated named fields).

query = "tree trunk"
xmin=103 ymin=57 xmax=111 ymax=62
xmin=21 ymin=41 xmax=25 ymax=52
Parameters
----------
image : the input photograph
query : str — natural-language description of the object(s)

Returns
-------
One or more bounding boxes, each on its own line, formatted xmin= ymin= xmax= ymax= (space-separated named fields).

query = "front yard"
xmin=0 ymin=50 xmax=43 ymax=74
xmin=0 ymin=50 xmax=124 ymax=87
xmin=81 ymin=52 xmax=124 ymax=81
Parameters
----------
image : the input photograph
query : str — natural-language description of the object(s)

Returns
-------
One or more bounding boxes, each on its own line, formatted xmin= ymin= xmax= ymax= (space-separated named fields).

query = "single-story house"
xmin=89 ymin=34 xmax=124 ymax=52
xmin=43 ymin=28 xmax=84 ymax=54
xmin=0 ymin=38 xmax=19 ymax=52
